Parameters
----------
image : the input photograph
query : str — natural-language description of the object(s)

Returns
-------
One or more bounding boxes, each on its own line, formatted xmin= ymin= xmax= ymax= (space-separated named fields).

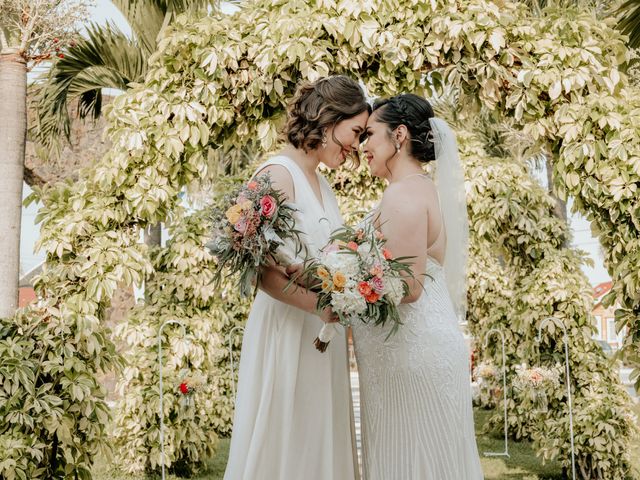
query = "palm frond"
xmin=32 ymin=22 xmax=146 ymax=149
xmin=618 ymin=0 xmax=640 ymax=48
xmin=110 ymin=0 xmax=166 ymax=56
xmin=111 ymin=0 xmax=219 ymax=54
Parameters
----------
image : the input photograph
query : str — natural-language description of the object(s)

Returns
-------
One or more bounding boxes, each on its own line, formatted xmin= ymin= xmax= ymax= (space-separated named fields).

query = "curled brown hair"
xmin=285 ymin=75 xmax=370 ymax=152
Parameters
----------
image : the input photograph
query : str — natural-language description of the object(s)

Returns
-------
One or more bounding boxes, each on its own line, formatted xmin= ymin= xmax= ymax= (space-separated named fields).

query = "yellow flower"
xmin=225 ymin=204 xmax=244 ymax=224
xmin=226 ymin=200 xmax=254 ymax=224
xmin=332 ymin=271 xmax=346 ymax=290
xmin=239 ymin=200 xmax=253 ymax=211
xmin=317 ymin=266 xmax=330 ymax=280
xmin=321 ymin=280 xmax=332 ymax=292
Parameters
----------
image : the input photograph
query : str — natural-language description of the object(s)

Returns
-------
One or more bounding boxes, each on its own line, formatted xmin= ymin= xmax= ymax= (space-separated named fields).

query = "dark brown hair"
xmin=285 ymin=75 xmax=370 ymax=152
xmin=372 ymin=94 xmax=436 ymax=163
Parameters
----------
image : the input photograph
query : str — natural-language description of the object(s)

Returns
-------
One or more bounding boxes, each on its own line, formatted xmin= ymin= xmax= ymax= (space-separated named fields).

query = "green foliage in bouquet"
xmin=205 ymin=173 xmax=303 ymax=297
xmin=297 ymin=222 xmax=412 ymax=335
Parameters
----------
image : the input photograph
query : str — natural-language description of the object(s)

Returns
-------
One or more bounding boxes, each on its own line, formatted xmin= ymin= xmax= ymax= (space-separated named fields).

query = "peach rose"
xmin=332 ymin=271 xmax=347 ymax=290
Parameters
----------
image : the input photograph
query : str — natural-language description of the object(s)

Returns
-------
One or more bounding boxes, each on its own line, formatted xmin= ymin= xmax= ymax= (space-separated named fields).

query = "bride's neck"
xmin=282 ymin=144 xmax=320 ymax=176
xmin=387 ymin=157 xmax=425 ymax=184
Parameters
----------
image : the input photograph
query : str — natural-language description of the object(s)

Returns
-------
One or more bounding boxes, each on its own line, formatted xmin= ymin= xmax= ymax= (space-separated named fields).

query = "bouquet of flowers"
xmin=513 ymin=365 xmax=561 ymax=390
xmin=472 ymin=362 xmax=501 ymax=407
xmin=296 ymin=222 xmax=414 ymax=352
xmin=513 ymin=364 xmax=562 ymax=412
xmin=206 ymin=173 xmax=303 ymax=296
xmin=473 ymin=362 xmax=499 ymax=382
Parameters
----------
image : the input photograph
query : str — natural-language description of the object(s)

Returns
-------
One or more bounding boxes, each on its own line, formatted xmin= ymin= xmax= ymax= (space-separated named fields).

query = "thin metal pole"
xmin=536 ymin=316 xmax=576 ymax=480
xmin=483 ymin=328 xmax=510 ymax=458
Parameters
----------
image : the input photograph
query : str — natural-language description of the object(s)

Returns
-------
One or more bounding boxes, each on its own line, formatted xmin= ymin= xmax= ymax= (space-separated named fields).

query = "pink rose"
xmin=260 ymin=195 xmax=277 ymax=217
xmin=370 ymin=276 xmax=384 ymax=294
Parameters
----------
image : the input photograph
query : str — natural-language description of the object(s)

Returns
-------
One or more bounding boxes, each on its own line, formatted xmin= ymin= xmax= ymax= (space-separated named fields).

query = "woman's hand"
xmin=285 ymin=263 xmax=318 ymax=289
xmin=319 ymin=306 xmax=339 ymax=324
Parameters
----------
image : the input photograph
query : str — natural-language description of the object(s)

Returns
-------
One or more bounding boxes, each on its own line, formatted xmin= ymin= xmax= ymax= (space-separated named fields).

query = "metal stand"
xmin=158 ymin=320 xmax=188 ymax=480
xmin=535 ymin=316 xmax=576 ymax=480
xmin=483 ymin=328 xmax=510 ymax=458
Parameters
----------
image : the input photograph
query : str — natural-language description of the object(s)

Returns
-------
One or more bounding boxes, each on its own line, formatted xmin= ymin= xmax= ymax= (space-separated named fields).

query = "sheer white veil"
xmin=429 ymin=117 xmax=469 ymax=322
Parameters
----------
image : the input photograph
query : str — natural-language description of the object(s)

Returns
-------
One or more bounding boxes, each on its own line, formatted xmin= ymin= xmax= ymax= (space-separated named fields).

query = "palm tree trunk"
xmin=0 ymin=49 xmax=27 ymax=318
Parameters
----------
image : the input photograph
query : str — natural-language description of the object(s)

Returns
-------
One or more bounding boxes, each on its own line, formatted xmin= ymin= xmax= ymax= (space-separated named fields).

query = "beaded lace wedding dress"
xmin=351 ymin=242 xmax=484 ymax=479
xmin=351 ymin=118 xmax=483 ymax=479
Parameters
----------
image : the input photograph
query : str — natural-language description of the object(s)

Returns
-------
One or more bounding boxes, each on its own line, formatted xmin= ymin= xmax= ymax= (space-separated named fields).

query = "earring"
xmin=395 ymin=142 xmax=400 ymax=152
xmin=322 ymin=133 xmax=328 ymax=149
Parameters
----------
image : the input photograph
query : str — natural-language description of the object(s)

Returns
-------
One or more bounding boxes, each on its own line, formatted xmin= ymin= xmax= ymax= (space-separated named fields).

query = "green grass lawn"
xmin=96 ymin=406 xmax=617 ymax=480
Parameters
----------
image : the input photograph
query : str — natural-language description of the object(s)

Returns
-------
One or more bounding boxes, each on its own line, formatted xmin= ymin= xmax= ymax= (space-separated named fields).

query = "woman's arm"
xmin=377 ymin=184 xmax=429 ymax=304
xmin=252 ymin=164 xmax=337 ymax=323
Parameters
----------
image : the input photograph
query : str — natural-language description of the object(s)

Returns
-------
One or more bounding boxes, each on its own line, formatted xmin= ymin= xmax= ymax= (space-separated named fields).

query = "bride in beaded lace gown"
xmin=352 ymin=94 xmax=483 ymax=480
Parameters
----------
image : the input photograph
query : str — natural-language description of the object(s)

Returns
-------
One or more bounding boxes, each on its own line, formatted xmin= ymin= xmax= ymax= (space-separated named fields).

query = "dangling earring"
xmin=395 ymin=142 xmax=401 ymax=152
xmin=322 ymin=131 xmax=328 ymax=149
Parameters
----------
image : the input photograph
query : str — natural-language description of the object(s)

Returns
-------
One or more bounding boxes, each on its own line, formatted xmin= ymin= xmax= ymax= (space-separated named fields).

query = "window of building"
xmin=606 ymin=318 xmax=617 ymax=345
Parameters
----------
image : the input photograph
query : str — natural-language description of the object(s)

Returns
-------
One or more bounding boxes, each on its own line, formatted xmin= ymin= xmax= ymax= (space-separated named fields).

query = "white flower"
xmin=323 ymin=251 xmax=360 ymax=278
xmin=331 ymin=287 xmax=367 ymax=317
xmin=383 ymin=276 xmax=405 ymax=305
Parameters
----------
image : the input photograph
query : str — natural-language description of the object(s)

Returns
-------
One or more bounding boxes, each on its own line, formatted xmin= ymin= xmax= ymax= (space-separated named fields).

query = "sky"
xmin=19 ymin=0 xmax=611 ymax=287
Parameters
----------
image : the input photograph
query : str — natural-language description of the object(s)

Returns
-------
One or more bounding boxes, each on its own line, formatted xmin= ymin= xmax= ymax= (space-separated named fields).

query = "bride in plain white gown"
xmin=354 ymin=94 xmax=484 ymax=479
xmin=223 ymin=76 xmax=369 ymax=480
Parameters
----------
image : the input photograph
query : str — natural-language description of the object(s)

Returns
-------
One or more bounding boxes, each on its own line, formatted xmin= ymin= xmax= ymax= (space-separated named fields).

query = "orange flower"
xmin=321 ymin=280 xmax=332 ymax=292
xmin=358 ymin=281 xmax=372 ymax=296
xmin=365 ymin=291 xmax=380 ymax=303
xmin=317 ymin=266 xmax=330 ymax=279
xmin=346 ymin=241 xmax=359 ymax=251
xmin=247 ymin=181 xmax=259 ymax=190
xmin=332 ymin=271 xmax=347 ymax=290
xmin=382 ymin=248 xmax=392 ymax=260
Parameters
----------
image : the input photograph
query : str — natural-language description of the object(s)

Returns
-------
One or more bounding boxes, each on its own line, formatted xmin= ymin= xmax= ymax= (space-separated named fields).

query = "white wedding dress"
xmin=352 ymin=204 xmax=484 ymax=480
xmin=223 ymin=156 xmax=359 ymax=480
